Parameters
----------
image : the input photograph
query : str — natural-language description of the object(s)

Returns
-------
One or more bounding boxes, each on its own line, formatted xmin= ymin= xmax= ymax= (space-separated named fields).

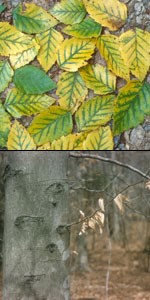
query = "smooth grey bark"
xmin=4 ymin=0 xmax=21 ymax=7
xmin=3 ymin=151 xmax=70 ymax=300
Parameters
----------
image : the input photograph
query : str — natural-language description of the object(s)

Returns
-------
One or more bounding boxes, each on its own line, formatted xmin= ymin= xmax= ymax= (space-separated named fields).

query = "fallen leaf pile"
xmin=0 ymin=0 xmax=150 ymax=150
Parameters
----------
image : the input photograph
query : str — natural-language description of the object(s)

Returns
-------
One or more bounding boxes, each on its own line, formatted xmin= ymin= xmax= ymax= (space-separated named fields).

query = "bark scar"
xmin=56 ymin=225 xmax=67 ymax=235
xmin=24 ymin=274 xmax=45 ymax=283
xmin=45 ymin=183 xmax=64 ymax=195
xmin=14 ymin=216 xmax=44 ymax=228
xmin=3 ymin=165 xmax=23 ymax=182
xmin=46 ymin=243 xmax=58 ymax=253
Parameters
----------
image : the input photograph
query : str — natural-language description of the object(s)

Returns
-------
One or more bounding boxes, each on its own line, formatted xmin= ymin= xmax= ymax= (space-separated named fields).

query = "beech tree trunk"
xmin=4 ymin=0 xmax=21 ymax=7
xmin=3 ymin=151 xmax=70 ymax=300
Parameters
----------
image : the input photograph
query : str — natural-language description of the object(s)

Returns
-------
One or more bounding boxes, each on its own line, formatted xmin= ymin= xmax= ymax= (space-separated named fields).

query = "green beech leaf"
xmin=0 ymin=102 xmax=11 ymax=148
xmin=13 ymin=65 xmax=56 ymax=94
xmin=0 ymin=5 xmax=6 ymax=13
xmin=28 ymin=106 xmax=73 ymax=145
xmin=0 ymin=60 xmax=14 ymax=93
xmin=114 ymin=80 xmax=150 ymax=135
xmin=63 ymin=17 xmax=102 ymax=38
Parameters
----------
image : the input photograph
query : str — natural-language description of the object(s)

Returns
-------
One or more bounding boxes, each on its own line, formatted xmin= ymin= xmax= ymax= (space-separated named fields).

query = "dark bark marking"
xmin=46 ymin=243 xmax=58 ymax=253
xmin=56 ymin=225 xmax=67 ymax=235
xmin=45 ymin=182 xmax=65 ymax=207
xmin=24 ymin=274 xmax=45 ymax=284
xmin=52 ymin=202 xmax=57 ymax=207
xmin=46 ymin=182 xmax=64 ymax=195
xmin=14 ymin=216 xmax=44 ymax=228
xmin=3 ymin=165 xmax=23 ymax=182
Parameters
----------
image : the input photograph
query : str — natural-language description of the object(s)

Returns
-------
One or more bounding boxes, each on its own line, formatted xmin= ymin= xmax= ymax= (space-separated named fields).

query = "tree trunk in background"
xmin=108 ymin=152 xmax=126 ymax=244
xmin=73 ymin=234 xmax=91 ymax=273
xmin=3 ymin=152 xmax=70 ymax=300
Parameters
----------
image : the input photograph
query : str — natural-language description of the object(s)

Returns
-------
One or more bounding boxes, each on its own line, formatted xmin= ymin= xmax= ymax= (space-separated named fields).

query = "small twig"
xmin=67 ymin=178 xmax=150 ymax=228
xmin=112 ymin=179 xmax=144 ymax=197
xmin=69 ymin=152 xmax=150 ymax=180
xmin=66 ymin=208 xmax=105 ymax=229
xmin=124 ymin=202 xmax=150 ymax=219
xmin=70 ymin=173 xmax=122 ymax=194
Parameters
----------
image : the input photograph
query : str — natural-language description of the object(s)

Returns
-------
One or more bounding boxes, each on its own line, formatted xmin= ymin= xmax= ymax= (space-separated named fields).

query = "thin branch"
xmin=67 ymin=178 xmax=150 ymax=228
xmin=66 ymin=208 xmax=104 ymax=229
xmin=69 ymin=152 xmax=150 ymax=180
xmin=70 ymin=179 xmax=144 ymax=198
xmin=112 ymin=179 xmax=144 ymax=196
xmin=124 ymin=202 xmax=150 ymax=219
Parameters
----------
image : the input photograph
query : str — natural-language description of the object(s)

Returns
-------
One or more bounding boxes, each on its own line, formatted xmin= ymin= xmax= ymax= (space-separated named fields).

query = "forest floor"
xmin=71 ymin=235 xmax=150 ymax=300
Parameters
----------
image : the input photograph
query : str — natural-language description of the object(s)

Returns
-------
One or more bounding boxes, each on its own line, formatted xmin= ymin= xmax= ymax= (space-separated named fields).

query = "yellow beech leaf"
xmin=75 ymin=95 xmax=115 ymax=131
xmin=0 ymin=22 xmax=35 ymax=56
xmin=9 ymin=40 xmax=40 ymax=69
xmin=50 ymin=0 xmax=86 ymax=25
xmin=36 ymin=28 xmax=64 ymax=72
xmin=38 ymin=143 xmax=51 ymax=150
xmin=119 ymin=28 xmax=150 ymax=81
xmin=13 ymin=3 xmax=58 ymax=34
xmin=56 ymin=71 xmax=88 ymax=113
xmin=57 ymin=38 xmax=95 ymax=72
xmin=0 ymin=102 xmax=11 ymax=148
xmin=97 ymin=34 xmax=130 ymax=80
xmin=83 ymin=0 xmax=127 ymax=31
xmin=28 ymin=106 xmax=73 ymax=145
xmin=4 ymin=88 xmax=55 ymax=118
xmin=7 ymin=120 xmax=36 ymax=150
xmin=83 ymin=126 xmax=114 ymax=150
xmin=79 ymin=64 xmax=116 ymax=95
xmin=0 ymin=60 xmax=14 ymax=93
xmin=51 ymin=132 xmax=88 ymax=150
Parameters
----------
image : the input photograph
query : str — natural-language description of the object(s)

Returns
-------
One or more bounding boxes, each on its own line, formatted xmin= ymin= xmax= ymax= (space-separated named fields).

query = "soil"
xmin=70 ymin=217 xmax=150 ymax=300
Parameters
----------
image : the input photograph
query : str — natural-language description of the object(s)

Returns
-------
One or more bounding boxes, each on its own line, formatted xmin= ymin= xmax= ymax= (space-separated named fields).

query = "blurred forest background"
xmin=0 ymin=151 xmax=150 ymax=299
